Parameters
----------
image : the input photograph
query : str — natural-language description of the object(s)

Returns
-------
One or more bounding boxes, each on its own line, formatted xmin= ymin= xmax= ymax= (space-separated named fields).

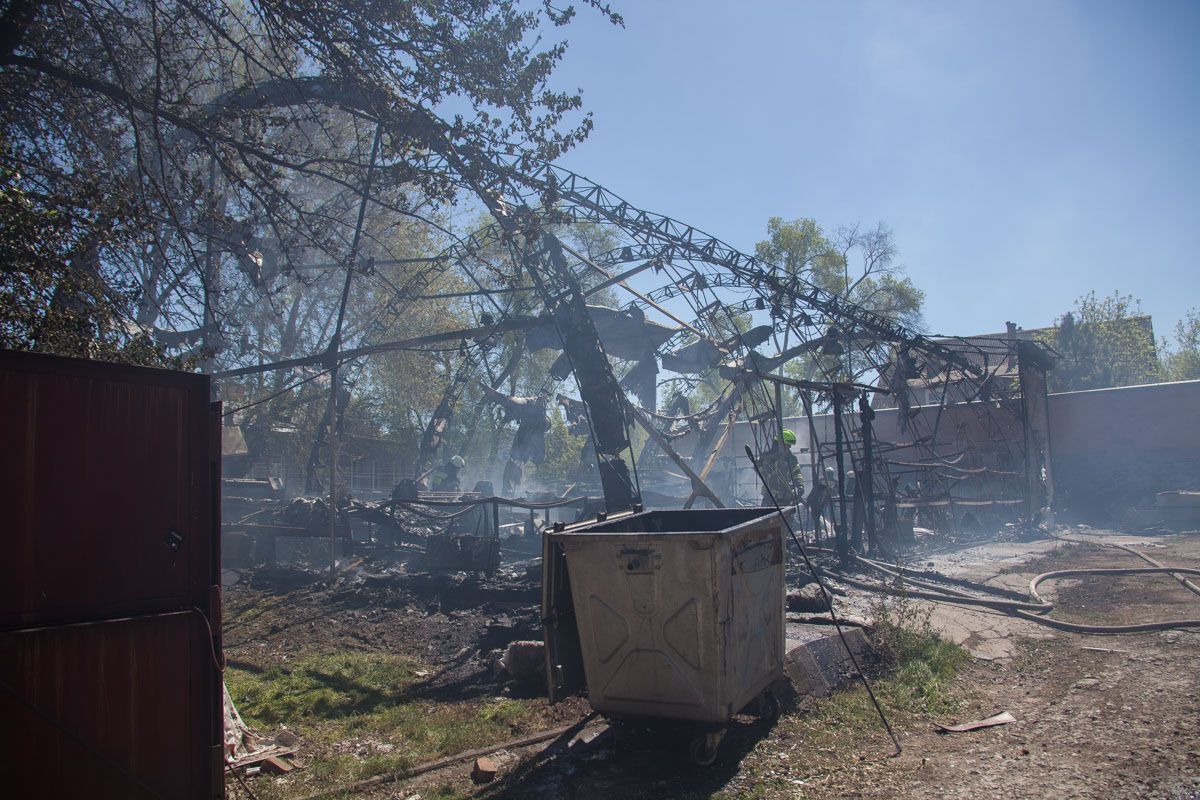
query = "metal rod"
xmin=832 ymin=389 xmax=849 ymax=563
xmin=799 ymin=389 xmax=822 ymax=542
xmin=860 ymin=391 xmax=877 ymax=556
xmin=328 ymin=123 xmax=383 ymax=577
xmin=213 ymin=315 xmax=541 ymax=379
xmin=403 ymin=261 xmax=652 ymax=303
xmin=743 ymin=370 xmax=888 ymax=395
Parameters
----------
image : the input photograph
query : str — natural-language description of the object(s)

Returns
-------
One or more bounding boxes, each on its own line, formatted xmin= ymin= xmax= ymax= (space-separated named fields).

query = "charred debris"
xmin=219 ymin=161 xmax=1198 ymax=593
xmin=8 ymin=160 xmax=1200 ymax=798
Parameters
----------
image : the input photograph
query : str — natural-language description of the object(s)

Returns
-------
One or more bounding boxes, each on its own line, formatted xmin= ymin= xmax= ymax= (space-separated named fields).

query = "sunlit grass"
xmin=225 ymin=651 xmax=548 ymax=799
xmin=727 ymin=591 xmax=972 ymax=797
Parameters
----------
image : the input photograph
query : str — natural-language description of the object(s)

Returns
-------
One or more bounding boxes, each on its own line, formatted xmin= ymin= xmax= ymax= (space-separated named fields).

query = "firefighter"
xmin=434 ymin=454 xmax=466 ymax=492
xmin=760 ymin=429 xmax=804 ymax=507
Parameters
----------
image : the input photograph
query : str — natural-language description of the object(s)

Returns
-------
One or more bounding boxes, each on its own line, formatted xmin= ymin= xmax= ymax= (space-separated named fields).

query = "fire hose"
xmin=833 ymin=538 xmax=1200 ymax=635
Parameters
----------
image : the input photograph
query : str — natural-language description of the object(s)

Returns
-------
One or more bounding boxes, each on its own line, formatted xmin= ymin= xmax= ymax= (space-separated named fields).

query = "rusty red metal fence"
xmin=0 ymin=350 xmax=223 ymax=799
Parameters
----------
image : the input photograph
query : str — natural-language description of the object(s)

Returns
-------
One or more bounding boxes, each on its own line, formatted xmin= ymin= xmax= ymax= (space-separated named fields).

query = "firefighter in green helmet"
xmin=760 ymin=429 xmax=803 ymax=507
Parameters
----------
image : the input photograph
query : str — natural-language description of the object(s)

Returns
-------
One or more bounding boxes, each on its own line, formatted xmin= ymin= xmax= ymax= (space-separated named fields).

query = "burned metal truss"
xmin=219 ymin=148 xmax=1055 ymax=543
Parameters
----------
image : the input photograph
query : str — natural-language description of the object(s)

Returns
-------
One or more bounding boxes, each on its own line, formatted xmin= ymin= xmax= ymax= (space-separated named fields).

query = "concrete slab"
xmin=905 ymin=540 xmax=1058 ymax=660
xmin=784 ymin=622 xmax=871 ymax=698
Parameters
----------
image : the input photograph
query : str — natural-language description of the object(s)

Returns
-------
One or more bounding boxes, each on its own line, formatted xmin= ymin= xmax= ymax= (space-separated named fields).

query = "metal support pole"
xmin=773 ymin=381 xmax=787 ymax=520
xmin=832 ymin=389 xmax=849 ymax=564
xmin=774 ymin=382 xmax=785 ymax=440
xmin=800 ymin=389 xmax=822 ymax=542
xmin=859 ymin=391 xmax=877 ymax=556
xmin=327 ymin=124 xmax=382 ymax=577
xmin=327 ymin=286 xmax=348 ymax=576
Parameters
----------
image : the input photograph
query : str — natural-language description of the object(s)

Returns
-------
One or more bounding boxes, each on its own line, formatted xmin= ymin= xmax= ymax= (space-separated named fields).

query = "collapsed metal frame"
xmin=217 ymin=148 xmax=1053 ymax=557
xmin=830 ymin=335 xmax=1056 ymax=547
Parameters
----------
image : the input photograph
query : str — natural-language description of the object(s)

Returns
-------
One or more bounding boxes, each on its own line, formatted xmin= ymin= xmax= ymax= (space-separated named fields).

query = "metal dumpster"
xmin=543 ymin=508 xmax=784 ymax=729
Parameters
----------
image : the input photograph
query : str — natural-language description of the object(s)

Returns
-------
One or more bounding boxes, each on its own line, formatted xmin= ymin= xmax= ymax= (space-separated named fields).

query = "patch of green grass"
xmin=423 ymin=784 xmax=470 ymax=800
xmin=226 ymin=651 xmax=418 ymax=728
xmin=790 ymin=592 xmax=970 ymax=736
xmin=306 ymin=754 xmax=362 ymax=783
xmin=479 ymin=697 xmax=530 ymax=726
xmin=226 ymin=652 xmax=545 ymax=747
xmin=368 ymin=696 xmax=541 ymax=756
xmin=714 ymin=782 xmax=775 ymax=800
xmin=351 ymin=752 xmax=413 ymax=779
xmin=226 ymin=651 xmax=553 ymax=797
xmin=870 ymin=591 xmax=969 ymax=711
xmin=222 ymin=592 xmax=292 ymax=638
xmin=726 ymin=594 xmax=971 ymax=798
xmin=870 ymin=623 xmax=968 ymax=716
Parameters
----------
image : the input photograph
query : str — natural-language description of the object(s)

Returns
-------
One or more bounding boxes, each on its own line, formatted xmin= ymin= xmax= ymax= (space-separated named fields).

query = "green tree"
xmin=1039 ymin=291 xmax=1163 ymax=392
xmin=1163 ymin=308 xmax=1200 ymax=381
xmin=0 ymin=0 xmax=621 ymax=367
xmin=755 ymin=218 xmax=924 ymax=331
xmin=530 ymin=407 xmax=585 ymax=486
xmin=754 ymin=217 xmax=924 ymax=411
xmin=0 ymin=166 xmax=182 ymax=367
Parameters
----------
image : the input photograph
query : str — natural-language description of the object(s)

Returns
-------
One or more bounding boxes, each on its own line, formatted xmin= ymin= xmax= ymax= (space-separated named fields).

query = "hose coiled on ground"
xmin=831 ymin=534 xmax=1200 ymax=635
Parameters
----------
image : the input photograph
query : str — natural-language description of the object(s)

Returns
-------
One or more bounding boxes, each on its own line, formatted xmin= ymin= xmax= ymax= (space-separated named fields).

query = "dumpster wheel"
xmin=755 ymin=688 xmax=781 ymax=722
xmin=689 ymin=730 xmax=723 ymax=766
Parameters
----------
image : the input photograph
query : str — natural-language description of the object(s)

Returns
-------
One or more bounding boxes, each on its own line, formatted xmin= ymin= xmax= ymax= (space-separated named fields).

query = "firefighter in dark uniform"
xmin=433 ymin=454 xmax=465 ymax=492
xmin=760 ymin=429 xmax=804 ymax=507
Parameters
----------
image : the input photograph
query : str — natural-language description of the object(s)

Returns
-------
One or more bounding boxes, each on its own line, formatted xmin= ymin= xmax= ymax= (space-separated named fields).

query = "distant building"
xmin=874 ymin=321 xmax=1053 ymax=408
xmin=874 ymin=315 xmax=1157 ymax=408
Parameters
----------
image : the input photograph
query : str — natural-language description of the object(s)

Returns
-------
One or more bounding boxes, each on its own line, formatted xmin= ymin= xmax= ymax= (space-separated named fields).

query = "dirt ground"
xmin=225 ymin=530 xmax=1200 ymax=800
xmin=782 ymin=532 xmax=1200 ymax=800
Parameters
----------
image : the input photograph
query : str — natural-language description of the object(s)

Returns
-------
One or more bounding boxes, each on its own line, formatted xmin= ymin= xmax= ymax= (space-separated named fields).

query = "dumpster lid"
xmin=562 ymin=508 xmax=778 ymax=536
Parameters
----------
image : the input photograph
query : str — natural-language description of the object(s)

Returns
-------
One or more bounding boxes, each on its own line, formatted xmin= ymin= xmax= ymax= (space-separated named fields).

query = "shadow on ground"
xmin=478 ymin=713 xmax=778 ymax=800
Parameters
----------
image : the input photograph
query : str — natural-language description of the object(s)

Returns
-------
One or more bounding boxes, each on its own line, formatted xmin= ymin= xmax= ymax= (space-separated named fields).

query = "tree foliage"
xmin=530 ymin=407 xmax=585 ymax=487
xmin=0 ymin=166 xmax=185 ymax=365
xmin=755 ymin=217 xmax=924 ymax=332
xmin=1163 ymin=308 xmax=1200 ymax=382
xmin=0 ymin=0 xmax=620 ymax=370
xmin=1 ymin=0 xmax=622 ymax=485
xmin=754 ymin=217 xmax=924 ymax=412
xmin=1039 ymin=291 xmax=1162 ymax=392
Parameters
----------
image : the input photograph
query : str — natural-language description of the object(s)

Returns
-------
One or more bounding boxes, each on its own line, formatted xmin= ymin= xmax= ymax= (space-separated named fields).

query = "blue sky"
xmin=541 ymin=0 xmax=1199 ymax=342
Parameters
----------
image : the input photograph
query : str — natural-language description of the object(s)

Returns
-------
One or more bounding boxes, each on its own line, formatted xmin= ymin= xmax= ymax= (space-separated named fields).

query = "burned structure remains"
xmin=5 ymin=2 xmax=1200 ymax=795
xmin=214 ymin=158 xmax=1076 ymax=572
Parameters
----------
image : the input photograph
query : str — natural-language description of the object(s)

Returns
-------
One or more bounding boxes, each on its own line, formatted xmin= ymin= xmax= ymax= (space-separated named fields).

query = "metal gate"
xmin=0 ymin=351 xmax=223 ymax=799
